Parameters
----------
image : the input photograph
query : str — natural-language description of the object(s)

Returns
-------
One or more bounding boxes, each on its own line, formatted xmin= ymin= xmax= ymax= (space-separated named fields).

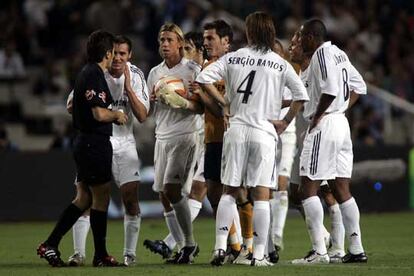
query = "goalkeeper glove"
xmin=162 ymin=90 xmax=190 ymax=109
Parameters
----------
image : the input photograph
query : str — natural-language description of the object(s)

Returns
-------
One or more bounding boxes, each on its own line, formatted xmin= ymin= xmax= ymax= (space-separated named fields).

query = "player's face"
xmin=159 ymin=31 xmax=182 ymax=60
xmin=289 ymin=33 xmax=303 ymax=64
xmin=112 ymin=43 xmax=131 ymax=72
xmin=184 ymin=39 xmax=197 ymax=60
xmin=203 ymin=29 xmax=228 ymax=59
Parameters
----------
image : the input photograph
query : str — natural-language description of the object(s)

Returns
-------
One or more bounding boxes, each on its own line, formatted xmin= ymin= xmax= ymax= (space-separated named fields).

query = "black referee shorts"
xmin=73 ymin=133 xmax=113 ymax=185
xmin=204 ymin=142 xmax=223 ymax=182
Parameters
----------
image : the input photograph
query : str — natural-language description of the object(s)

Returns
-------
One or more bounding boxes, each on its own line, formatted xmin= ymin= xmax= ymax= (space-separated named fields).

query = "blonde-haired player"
xmin=145 ymin=23 xmax=203 ymax=264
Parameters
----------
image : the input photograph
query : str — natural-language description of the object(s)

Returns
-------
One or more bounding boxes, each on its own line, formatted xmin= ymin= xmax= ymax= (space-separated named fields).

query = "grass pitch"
xmin=0 ymin=212 xmax=413 ymax=276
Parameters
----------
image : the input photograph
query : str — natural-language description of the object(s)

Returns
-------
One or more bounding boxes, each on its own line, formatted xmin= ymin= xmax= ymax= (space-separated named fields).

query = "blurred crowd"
xmin=0 ymin=0 xmax=413 ymax=149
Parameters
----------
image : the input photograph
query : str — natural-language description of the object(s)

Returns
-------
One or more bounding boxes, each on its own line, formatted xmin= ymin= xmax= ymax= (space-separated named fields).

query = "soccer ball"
xmin=154 ymin=75 xmax=187 ymax=99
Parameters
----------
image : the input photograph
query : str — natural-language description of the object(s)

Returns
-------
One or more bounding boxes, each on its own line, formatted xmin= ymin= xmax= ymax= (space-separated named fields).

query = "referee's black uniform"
xmin=72 ymin=63 xmax=114 ymax=185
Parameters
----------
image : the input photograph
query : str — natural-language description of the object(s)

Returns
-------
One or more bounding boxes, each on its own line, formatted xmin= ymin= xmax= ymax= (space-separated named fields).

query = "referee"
xmin=37 ymin=30 xmax=127 ymax=267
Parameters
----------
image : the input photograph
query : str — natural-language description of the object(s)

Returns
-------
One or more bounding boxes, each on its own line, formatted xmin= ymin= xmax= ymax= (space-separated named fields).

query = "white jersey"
xmin=302 ymin=41 xmax=367 ymax=119
xmin=196 ymin=47 xmax=308 ymax=139
xmin=279 ymin=88 xmax=296 ymax=133
xmin=105 ymin=62 xmax=150 ymax=138
xmin=147 ymin=58 xmax=202 ymax=139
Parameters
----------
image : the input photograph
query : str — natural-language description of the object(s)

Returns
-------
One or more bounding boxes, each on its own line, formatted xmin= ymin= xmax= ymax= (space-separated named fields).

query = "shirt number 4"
xmin=237 ymin=70 xmax=256 ymax=103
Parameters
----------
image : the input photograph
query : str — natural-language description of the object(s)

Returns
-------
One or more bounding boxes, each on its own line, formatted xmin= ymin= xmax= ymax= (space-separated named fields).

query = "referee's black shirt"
xmin=72 ymin=63 xmax=114 ymax=136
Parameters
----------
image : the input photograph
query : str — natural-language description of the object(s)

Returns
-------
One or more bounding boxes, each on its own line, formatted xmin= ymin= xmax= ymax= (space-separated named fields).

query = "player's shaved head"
xmin=302 ymin=19 xmax=327 ymax=42
xmin=246 ymin=11 xmax=276 ymax=53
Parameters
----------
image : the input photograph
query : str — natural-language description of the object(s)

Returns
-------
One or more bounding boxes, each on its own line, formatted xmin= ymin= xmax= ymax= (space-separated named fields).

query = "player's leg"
xmin=188 ymin=144 xmax=207 ymax=221
xmin=292 ymin=122 xmax=333 ymax=264
xmin=211 ymin=128 xmax=246 ymax=266
xmin=205 ymin=142 xmax=224 ymax=215
xmin=321 ymin=182 xmax=345 ymax=262
xmin=271 ymin=130 xmax=296 ymax=253
xmin=38 ymin=181 xmax=91 ymax=267
xmin=271 ymin=175 xmax=289 ymax=251
xmin=245 ymin=128 xmax=276 ymax=267
xmin=331 ymin=178 xmax=367 ymax=262
xmin=120 ymin=181 xmax=141 ymax=266
xmin=291 ymin=176 xmax=329 ymax=264
xmin=332 ymin=115 xmax=367 ymax=263
xmin=163 ymin=133 xmax=200 ymax=264
xmin=68 ymin=180 xmax=90 ymax=266
xmin=188 ymin=180 xmax=206 ymax=220
xmin=250 ymin=186 xmax=273 ymax=267
xmin=115 ymin=141 xmax=143 ymax=266
xmin=236 ymin=187 xmax=253 ymax=251
xmin=211 ymin=185 xmax=240 ymax=266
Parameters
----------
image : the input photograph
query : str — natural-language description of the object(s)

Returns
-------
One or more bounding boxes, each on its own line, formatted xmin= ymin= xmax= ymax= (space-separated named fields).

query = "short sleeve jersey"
xmin=197 ymin=47 xmax=308 ymax=138
xmin=147 ymin=57 xmax=202 ymax=139
xmin=302 ymin=41 xmax=366 ymax=119
xmin=73 ymin=63 xmax=114 ymax=136
xmin=105 ymin=62 xmax=150 ymax=138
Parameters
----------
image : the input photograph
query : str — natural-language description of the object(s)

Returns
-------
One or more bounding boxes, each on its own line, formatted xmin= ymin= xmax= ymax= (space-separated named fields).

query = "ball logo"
xmin=99 ymin=92 xmax=107 ymax=103
xmin=85 ymin=89 xmax=96 ymax=101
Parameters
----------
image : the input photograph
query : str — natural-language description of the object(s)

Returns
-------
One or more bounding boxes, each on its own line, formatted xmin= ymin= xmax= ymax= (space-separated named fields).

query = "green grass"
xmin=0 ymin=212 xmax=413 ymax=275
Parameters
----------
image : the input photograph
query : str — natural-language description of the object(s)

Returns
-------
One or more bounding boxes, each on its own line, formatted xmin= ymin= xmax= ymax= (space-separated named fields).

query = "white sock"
xmin=72 ymin=215 xmax=90 ymax=257
xmin=188 ymin=198 xmax=202 ymax=221
xmin=233 ymin=205 xmax=243 ymax=245
xmin=163 ymin=233 xmax=176 ymax=251
xmin=252 ymin=201 xmax=270 ymax=260
xmin=267 ymin=210 xmax=274 ymax=254
xmin=172 ymin=197 xmax=195 ymax=247
xmin=328 ymin=204 xmax=345 ymax=253
xmin=164 ymin=210 xmax=184 ymax=250
xmin=123 ymin=214 xmax=141 ymax=257
xmin=215 ymin=194 xmax=237 ymax=251
xmin=303 ymin=196 xmax=327 ymax=255
xmin=270 ymin=191 xmax=288 ymax=247
xmin=340 ymin=197 xmax=364 ymax=254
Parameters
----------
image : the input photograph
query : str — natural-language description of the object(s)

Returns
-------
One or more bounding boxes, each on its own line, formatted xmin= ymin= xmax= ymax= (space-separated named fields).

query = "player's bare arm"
xmin=348 ymin=90 xmax=360 ymax=109
xmin=271 ymin=100 xmax=305 ymax=135
xmin=309 ymin=93 xmax=335 ymax=132
xmin=199 ymin=83 xmax=226 ymax=107
xmin=185 ymin=98 xmax=204 ymax=114
xmin=92 ymin=106 xmax=128 ymax=125
xmin=124 ymin=65 xmax=148 ymax=122
xmin=282 ymin=99 xmax=292 ymax=108
xmin=190 ymin=81 xmax=222 ymax=117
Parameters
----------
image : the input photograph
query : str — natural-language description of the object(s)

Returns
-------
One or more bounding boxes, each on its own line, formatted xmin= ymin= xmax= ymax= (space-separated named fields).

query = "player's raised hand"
xmin=123 ymin=64 xmax=132 ymax=91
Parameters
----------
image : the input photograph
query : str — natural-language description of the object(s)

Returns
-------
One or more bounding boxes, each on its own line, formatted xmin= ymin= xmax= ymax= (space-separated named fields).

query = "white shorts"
xmin=300 ymin=114 xmax=353 ymax=180
xmin=221 ymin=125 xmax=277 ymax=189
xmin=193 ymin=144 xmax=205 ymax=182
xmin=111 ymin=136 xmax=141 ymax=187
xmin=277 ymin=130 xmax=297 ymax=178
xmin=153 ymin=133 xmax=198 ymax=195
